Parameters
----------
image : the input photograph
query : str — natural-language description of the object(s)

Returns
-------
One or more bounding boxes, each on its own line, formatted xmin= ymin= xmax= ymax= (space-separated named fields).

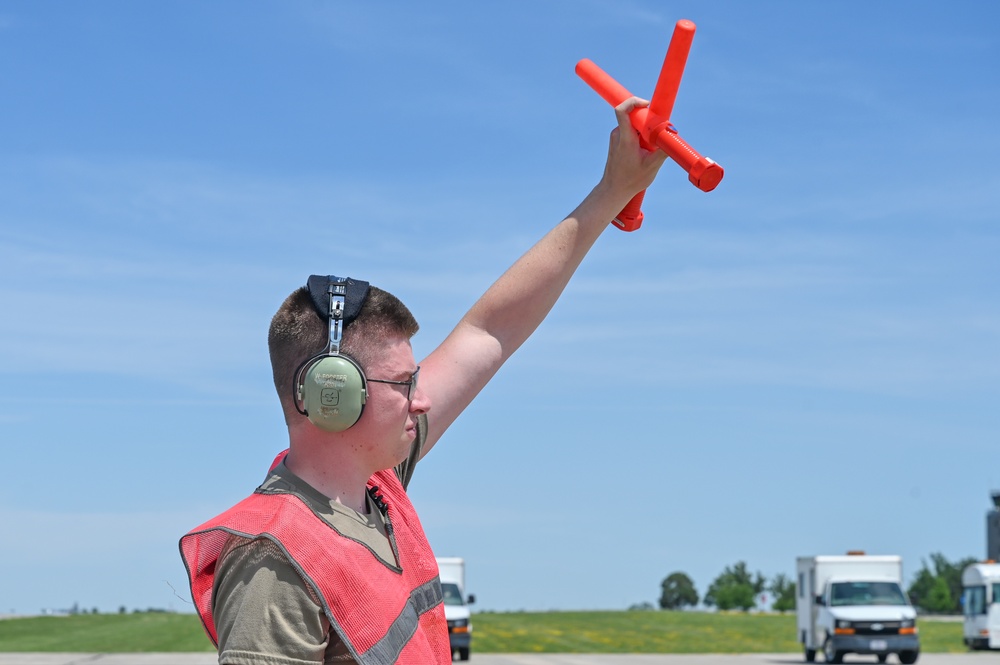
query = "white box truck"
xmin=796 ymin=553 xmax=920 ymax=664
xmin=437 ymin=557 xmax=475 ymax=661
xmin=962 ymin=561 xmax=1000 ymax=650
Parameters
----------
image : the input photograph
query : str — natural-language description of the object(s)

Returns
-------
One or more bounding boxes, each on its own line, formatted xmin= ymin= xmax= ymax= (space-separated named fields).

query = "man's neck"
xmin=285 ymin=430 xmax=375 ymax=515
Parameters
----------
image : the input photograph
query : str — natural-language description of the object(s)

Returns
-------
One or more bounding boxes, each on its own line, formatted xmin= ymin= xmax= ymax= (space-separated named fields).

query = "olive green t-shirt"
xmin=212 ymin=416 xmax=426 ymax=665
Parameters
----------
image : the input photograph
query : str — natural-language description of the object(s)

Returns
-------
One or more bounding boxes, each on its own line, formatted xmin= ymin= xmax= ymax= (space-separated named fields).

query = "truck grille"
xmin=853 ymin=621 xmax=902 ymax=635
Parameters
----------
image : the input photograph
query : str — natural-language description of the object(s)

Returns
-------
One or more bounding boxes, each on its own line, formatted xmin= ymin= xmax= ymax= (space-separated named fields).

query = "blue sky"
xmin=1 ymin=1 xmax=998 ymax=617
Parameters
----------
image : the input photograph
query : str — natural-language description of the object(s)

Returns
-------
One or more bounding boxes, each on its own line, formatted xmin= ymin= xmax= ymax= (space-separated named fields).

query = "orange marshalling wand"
xmin=576 ymin=19 xmax=724 ymax=231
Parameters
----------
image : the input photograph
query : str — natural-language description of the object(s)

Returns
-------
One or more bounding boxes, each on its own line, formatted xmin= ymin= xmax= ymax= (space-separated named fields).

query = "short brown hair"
xmin=268 ymin=284 xmax=419 ymax=420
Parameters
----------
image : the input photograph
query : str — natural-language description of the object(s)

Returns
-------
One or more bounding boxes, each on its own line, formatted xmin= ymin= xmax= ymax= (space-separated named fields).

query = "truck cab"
xmin=962 ymin=561 xmax=1000 ymax=650
xmin=816 ymin=578 xmax=919 ymax=663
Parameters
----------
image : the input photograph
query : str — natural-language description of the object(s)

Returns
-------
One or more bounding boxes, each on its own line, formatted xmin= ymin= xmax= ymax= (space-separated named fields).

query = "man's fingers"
xmin=613 ymin=96 xmax=649 ymax=134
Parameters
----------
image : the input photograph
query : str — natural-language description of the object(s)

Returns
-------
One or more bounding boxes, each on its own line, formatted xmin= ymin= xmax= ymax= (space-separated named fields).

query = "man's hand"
xmin=601 ymin=97 xmax=669 ymax=204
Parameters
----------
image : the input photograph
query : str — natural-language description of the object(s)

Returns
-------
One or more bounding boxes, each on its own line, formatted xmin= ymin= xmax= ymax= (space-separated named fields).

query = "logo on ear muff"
xmin=292 ymin=275 xmax=371 ymax=432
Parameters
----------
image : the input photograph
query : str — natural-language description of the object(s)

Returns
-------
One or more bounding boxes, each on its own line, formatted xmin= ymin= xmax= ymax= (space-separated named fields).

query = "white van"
xmin=796 ymin=553 xmax=919 ymax=664
xmin=437 ymin=557 xmax=475 ymax=661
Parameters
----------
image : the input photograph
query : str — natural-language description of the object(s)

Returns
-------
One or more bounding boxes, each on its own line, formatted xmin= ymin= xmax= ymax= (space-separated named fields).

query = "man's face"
xmin=354 ymin=334 xmax=430 ymax=470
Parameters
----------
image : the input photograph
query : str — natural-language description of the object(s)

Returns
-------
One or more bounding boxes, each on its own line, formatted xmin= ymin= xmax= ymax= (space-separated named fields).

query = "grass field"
xmin=0 ymin=611 xmax=967 ymax=654
xmin=472 ymin=612 xmax=966 ymax=654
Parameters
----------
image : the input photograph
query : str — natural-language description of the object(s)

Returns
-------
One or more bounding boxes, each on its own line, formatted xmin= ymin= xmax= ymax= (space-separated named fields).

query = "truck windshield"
xmin=830 ymin=581 xmax=908 ymax=607
xmin=442 ymin=582 xmax=465 ymax=606
xmin=965 ymin=585 xmax=986 ymax=615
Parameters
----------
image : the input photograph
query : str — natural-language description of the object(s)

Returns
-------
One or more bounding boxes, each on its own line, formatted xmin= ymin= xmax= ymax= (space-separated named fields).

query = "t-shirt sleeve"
xmin=213 ymin=537 xmax=339 ymax=665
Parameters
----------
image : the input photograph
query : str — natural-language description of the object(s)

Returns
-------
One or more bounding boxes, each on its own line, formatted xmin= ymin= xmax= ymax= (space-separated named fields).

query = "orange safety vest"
xmin=179 ymin=467 xmax=450 ymax=664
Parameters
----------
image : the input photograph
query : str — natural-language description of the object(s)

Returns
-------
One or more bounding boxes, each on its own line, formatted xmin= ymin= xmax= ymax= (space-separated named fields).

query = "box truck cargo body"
xmin=437 ymin=557 xmax=475 ymax=661
xmin=796 ymin=554 xmax=919 ymax=664
xmin=962 ymin=561 xmax=1000 ymax=650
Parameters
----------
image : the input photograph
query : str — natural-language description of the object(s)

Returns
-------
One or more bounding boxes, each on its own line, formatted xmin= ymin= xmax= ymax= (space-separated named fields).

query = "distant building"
xmin=988 ymin=491 xmax=1000 ymax=562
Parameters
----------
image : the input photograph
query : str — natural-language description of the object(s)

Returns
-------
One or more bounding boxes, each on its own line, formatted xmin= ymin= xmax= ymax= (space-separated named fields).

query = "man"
xmin=180 ymin=97 xmax=668 ymax=664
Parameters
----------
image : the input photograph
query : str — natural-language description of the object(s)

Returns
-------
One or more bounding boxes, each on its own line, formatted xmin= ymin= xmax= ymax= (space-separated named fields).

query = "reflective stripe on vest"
xmin=179 ymin=469 xmax=451 ymax=664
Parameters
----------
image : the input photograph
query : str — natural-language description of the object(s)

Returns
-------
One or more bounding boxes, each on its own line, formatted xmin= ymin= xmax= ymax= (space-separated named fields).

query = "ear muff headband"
xmin=292 ymin=275 xmax=371 ymax=432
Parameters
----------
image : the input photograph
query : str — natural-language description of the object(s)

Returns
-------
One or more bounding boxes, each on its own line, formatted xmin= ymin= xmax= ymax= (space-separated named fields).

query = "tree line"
xmin=658 ymin=552 xmax=976 ymax=614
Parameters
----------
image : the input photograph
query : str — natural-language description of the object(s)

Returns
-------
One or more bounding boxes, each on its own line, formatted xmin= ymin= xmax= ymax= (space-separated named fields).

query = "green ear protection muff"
xmin=292 ymin=275 xmax=371 ymax=432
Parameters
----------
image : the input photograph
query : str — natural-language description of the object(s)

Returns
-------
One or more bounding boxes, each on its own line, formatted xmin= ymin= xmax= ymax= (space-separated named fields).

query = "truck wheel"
xmin=804 ymin=648 xmax=816 ymax=662
xmin=823 ymin=638 xmax=843 ymax=664
xmin=458 ymin=647 xmax=470 ymax=661
xmin=898 ymin=650 xmax=919 ymax=664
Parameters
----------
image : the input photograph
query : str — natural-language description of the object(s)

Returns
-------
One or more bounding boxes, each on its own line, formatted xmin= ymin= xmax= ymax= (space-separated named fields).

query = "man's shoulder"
xmin=217 ymin=533 xmax=293 ymax=575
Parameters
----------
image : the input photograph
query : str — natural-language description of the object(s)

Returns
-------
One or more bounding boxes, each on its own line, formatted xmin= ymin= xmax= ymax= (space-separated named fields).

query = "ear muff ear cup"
xmin=298 ymin=355 xmax=368 ymax=432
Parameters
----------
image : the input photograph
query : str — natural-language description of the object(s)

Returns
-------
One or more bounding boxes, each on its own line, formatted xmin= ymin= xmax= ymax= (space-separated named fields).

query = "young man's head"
xmin=268 ymin=281 xmax=419 ymax=425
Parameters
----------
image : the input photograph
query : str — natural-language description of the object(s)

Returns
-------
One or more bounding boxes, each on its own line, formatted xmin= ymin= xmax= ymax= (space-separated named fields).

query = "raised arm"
xmin=418 ymin=98 xmax=668 ymax=454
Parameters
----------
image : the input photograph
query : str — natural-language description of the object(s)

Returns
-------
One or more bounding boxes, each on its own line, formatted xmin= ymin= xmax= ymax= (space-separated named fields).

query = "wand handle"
xmin=614 ymin=191 xmax=646 ymax=232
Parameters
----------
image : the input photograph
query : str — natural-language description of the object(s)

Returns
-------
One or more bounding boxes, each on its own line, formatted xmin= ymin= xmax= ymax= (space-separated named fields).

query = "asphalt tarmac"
xmin=0 ymin=654 xmax=994 ymax=665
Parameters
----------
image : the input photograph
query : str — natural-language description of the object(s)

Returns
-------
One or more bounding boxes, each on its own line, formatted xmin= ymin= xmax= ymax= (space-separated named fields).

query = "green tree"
xmin=907 ymin=565 xmax=935 ymax=610
xmin=659 ymin=571 xmax=699 ymax=610
xmin=924 ymin=576 xmax=953 ymax=613
xmin=907 ymin=552 xmax=978 ymax=613
xmin=770 ymin=573 xmax=796 ymax=613
xmin=705 ymin=562 xmax=766 ymax=611
xmin=715 ymin=583 xmax=755 ymax=611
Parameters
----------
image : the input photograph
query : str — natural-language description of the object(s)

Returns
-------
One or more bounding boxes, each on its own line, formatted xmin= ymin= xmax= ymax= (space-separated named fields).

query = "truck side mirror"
xmin=815 ymin=595 xmax=825 ymax=606
xmin=467 ymin=594 xmax=476 ymax=605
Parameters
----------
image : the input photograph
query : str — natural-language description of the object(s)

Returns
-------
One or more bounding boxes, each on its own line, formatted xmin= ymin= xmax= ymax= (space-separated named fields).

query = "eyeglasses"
xmin=368 ymin=366 xmax=420 ymax=400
